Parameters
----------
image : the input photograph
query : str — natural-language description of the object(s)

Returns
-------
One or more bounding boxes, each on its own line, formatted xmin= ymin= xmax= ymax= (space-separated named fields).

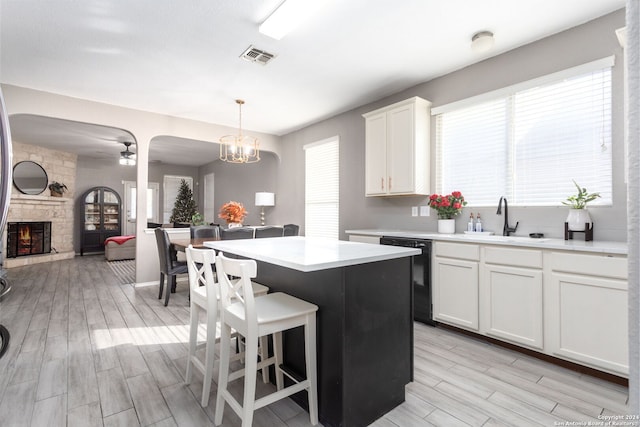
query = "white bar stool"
xmin=214 ymin=252 xmax=319 ymax=427
xmin=184 ymin=246 xmax=269 ymax=407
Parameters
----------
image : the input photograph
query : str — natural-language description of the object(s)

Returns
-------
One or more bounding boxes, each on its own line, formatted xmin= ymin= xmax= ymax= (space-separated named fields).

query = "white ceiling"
xmin=0 ymin=0 xmax=626 ymax=165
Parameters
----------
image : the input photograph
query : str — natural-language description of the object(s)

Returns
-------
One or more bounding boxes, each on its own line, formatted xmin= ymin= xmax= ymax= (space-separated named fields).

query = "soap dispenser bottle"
xmin=467 ymin=213 xmax=474 ymax=232
xmin=475 ymin=213 xmax=483 ymax=232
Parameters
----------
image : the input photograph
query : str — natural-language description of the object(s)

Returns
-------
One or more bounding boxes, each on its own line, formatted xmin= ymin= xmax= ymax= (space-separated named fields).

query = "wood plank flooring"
xmin=0 ymin=255 xmax=630 ymax=426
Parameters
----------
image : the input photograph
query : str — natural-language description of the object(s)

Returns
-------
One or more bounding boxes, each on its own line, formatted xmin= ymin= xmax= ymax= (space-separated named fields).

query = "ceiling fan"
xmin=120 ymin=141 xmax=136 ymax=166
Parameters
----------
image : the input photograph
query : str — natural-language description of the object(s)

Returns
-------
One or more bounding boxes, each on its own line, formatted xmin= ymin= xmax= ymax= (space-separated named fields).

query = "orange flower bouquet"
xmin=218 ymin=201 xmax=248 ymax=224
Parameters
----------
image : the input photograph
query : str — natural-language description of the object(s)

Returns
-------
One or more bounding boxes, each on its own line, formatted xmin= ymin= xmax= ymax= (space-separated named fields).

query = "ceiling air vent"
xmin=240 ymin=45 xmax=276 ymax=66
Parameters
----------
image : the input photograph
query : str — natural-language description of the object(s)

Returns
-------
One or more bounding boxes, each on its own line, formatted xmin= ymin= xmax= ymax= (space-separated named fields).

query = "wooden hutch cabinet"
xmin=80 ymin=186 xmax=122 ymax=255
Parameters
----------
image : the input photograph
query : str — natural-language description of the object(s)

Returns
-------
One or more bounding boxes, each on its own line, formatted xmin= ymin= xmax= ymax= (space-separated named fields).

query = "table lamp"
xmin=255 ymin=192 xmax=275 ymax=226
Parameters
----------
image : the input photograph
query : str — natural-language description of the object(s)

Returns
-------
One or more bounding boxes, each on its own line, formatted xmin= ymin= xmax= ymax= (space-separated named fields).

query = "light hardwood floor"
xmin=0 ymin=255 xmax=630 ymax=427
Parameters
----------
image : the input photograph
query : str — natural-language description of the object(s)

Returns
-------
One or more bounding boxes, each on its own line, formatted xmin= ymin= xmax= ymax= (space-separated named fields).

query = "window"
xmin=163 ymin=175 xmax=193 ymax=223
xmin=305 ymin=137 xmax=339 ymax=239
xmin=434 ymin=58 xmax=613 ymax=206
xmin=125 ymin=181 xmax=159 ymax=221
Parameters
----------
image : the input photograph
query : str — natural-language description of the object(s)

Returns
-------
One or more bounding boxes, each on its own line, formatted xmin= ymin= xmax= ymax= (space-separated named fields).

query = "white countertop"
xmin=346 ymin=229 xmax=628 ymax=255
xmin=204 ymin=236 xmax=421 ymax=272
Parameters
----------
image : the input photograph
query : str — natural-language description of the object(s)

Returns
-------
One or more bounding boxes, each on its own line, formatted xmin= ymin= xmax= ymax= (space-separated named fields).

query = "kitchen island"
xmin=205 ymin=236 xmax=420 ymax=427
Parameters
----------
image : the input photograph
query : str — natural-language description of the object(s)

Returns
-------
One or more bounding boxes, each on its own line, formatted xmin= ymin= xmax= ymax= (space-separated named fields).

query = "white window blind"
xmin=304 ymin=137 xmax=339 ymax=239
xmin=436 ymin=65 xmax=612 ymax=207
xmin=163 ymin=175 xmax=193 ymax=222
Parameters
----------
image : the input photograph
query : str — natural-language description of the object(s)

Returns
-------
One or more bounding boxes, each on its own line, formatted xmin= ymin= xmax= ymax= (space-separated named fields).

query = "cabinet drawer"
xmin=484 ymin=246 xmax=542 ymax=269
xmin=435 ymin=242 xmax=479 ymax=261
xmin=349 ymin=235 xmax=380 ymax=244
xmin=551 ymin=252 xmax=627 ymax=279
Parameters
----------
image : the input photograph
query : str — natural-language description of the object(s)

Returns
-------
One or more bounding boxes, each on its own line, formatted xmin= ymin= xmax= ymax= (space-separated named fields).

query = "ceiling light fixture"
xmin=471 ymin=31 xmax=495 ymax=53
xmin=259 ymin=0 xmax=327 ymax=40
xmin=219 ymin=100 xmax=260 ymax=164
xmin=119 ymin=141 xmax=136 ymax=166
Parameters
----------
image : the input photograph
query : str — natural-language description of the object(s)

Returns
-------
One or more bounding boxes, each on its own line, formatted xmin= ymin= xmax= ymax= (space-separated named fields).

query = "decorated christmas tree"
xmin=169 ymin=179 xmax=198 ymax=223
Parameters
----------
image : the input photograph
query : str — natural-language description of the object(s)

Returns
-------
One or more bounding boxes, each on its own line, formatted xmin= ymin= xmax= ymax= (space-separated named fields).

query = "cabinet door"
xmin=546 ymin=272 xmax=628 ymax=375
xmin=365 ymin=112 xmax=387 ymax=195
xmin=386 ymin=103 xmax=414 ymax=194
xmin=433 ymin=257 xmax=479 ymax=331
xmin=480 ymin=264 xmax=543 ymax=349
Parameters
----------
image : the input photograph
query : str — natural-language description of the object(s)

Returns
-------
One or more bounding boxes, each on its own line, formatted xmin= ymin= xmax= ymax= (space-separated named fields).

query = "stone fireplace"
xmin=6 ymin=221 xmax=52 ymax=258
xmin=4 ymin=142 xmax=77 ymax=268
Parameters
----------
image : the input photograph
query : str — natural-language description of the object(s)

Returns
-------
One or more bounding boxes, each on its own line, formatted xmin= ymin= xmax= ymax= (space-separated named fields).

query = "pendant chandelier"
xmin=219 ymin=99 xmax=260 ymax=164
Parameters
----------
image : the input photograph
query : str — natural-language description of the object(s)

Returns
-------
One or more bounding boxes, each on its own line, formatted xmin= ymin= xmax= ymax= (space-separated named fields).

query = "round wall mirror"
xmin=13 ymin=161 xmax=49 ymax=195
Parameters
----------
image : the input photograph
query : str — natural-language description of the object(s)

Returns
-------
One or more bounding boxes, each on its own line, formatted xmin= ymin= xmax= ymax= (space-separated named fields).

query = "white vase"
xmin=566 ymin=208 xmax=592 ymax=231
xmin=438 ymin=219 xmax=456 ymax=234
xmin=227 ymin=222 xmax=243 ymax=229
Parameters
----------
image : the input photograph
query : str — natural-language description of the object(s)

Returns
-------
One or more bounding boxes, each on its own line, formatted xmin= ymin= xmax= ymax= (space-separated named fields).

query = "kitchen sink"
xmin=459 ymin=234 xmax=550 ymax=243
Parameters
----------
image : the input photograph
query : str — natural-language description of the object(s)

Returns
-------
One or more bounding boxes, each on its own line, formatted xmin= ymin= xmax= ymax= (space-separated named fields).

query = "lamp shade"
xmin=255 ymin=192 xmax=275 ymax=207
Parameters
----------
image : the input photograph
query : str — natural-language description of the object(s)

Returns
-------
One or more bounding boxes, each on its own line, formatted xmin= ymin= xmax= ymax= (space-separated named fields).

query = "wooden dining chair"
xmin=185 ymin=246 xmax=269 ymax=407
xmin=154 ymin=228 xmax=188 ymax=306
xmin=214 ymin=252 xmax=319 ymax=426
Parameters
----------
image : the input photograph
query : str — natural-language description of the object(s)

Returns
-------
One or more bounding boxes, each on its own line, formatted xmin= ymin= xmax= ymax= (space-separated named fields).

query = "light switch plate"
xmin=411 ymin=206 xmax=418 ymax=217
xmin=420 ymin=206 xmax=430 ymax=216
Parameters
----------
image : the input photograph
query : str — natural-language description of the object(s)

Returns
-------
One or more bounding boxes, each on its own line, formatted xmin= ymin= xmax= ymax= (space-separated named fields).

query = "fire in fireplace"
xmin=7 ymin=222 xmax=52 ymax=258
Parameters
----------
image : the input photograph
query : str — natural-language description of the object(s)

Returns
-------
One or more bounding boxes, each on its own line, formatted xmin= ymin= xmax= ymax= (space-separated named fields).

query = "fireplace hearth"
xmin=7 ymin=222 xmax=52 ymax=258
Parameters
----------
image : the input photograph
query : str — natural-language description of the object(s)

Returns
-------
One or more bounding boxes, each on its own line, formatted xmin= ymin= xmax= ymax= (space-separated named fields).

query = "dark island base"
xmin=254 ymin=257 xmax=413 ymax=427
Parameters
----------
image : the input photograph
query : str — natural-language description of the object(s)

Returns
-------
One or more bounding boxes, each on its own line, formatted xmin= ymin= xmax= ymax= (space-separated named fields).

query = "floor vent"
xmin=240 ymin=46 xmax=276 ymax=65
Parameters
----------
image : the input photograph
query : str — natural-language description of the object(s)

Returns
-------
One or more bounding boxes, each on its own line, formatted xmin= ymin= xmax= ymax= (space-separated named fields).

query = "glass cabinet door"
xmin=84 ymin=189 xmax=101 ymax=231
xmin=103 ymin=190 xmax=118 ymax=204
xmin=102 ymin=189 xmax=120 ymax=231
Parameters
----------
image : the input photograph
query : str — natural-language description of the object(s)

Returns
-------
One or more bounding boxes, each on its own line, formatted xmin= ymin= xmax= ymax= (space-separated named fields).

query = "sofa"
xmin=104 ymin=235 xmax=136 ymax=261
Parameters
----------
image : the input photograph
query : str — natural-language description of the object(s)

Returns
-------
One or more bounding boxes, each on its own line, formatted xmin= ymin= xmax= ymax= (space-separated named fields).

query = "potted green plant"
xmin=48 ymin=181 xmax=67 ymax=197
xmin=191 ymin=212 xmax=205 ymax=226
xmin=562 ymin=180 xmax=600 ymax=231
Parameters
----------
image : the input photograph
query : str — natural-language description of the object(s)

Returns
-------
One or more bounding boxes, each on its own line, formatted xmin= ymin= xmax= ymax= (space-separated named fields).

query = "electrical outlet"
xmin=411 ymin=206 xmax=418 ymax=217
xmin=420 ymin=206 xmax=429 ymax=216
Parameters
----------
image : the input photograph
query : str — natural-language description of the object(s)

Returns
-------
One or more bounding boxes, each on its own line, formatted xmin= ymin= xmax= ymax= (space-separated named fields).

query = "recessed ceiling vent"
xmin=240 ymin=45 xmax=276 ymax=65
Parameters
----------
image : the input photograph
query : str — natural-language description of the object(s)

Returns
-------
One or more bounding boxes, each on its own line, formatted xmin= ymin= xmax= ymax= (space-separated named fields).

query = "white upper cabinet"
xmin=363 ymin=97 xmax=431 ymax=196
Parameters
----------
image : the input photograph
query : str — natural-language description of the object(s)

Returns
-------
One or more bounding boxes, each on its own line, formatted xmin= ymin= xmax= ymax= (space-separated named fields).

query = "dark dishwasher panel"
xmin=380 ymin=236 xmax=436 ymax=326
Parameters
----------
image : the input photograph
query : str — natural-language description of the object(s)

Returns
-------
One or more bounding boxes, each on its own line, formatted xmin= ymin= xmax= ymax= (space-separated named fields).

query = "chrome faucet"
xmin=496 ymin=196 xmax=519 ymax=236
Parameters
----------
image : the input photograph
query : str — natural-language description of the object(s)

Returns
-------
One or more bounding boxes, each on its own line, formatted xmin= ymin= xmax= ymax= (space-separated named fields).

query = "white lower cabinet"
xmin=480 ymin=246 xmax=543 ymax=349
xmin=545 ymin=252 xmax=628 ymax=376
xmin=432 ymin=242 xmax=628 ymax=376
xmin=433 ymin=242 xmax=479 ymax=331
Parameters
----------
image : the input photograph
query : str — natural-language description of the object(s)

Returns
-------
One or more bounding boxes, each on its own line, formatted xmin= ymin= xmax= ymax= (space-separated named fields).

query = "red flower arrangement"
xmin=218 ymin=201 xmax=247 ymax=224
xmin=428 ymin=191 xmax=467 ymax=219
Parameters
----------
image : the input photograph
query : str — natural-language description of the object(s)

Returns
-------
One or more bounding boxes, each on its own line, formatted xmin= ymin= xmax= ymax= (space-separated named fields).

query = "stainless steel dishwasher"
xmin=380 ymin=236 xmax=435 ymax=326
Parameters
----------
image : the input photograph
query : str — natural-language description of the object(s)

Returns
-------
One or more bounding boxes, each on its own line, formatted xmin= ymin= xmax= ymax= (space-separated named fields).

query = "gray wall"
xmin=198 ymin=152 xmax=279 ymax=226
xmin=278 ymin=9 xmax=627 ymax=241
